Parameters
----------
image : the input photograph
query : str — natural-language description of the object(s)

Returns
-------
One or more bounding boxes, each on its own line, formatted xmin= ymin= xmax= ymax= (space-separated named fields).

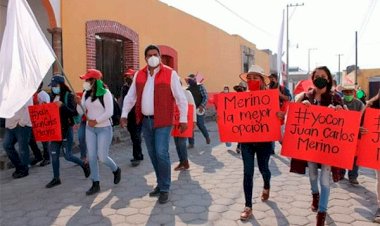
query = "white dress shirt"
xmin=5 ymin=98 xmax=33 ymax=129
xmin=184 ymin=90 xmax=197 ymax=123
xmin=122 ymin=66 xmax=188 ymax=123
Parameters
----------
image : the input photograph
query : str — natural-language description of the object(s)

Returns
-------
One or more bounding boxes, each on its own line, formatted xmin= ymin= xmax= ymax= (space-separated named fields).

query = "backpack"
xmin=64 ymin=92 xmax=81 ymax=124
xmin=97 ymin=95 xmax=122 ymax=127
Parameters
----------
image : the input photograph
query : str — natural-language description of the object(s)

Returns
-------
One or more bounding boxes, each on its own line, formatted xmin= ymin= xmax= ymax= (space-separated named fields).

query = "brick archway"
xmin=86 ymin=20 xmax=139 ymax=71
xmin=158 ymin=45 xmax=178 ymax=71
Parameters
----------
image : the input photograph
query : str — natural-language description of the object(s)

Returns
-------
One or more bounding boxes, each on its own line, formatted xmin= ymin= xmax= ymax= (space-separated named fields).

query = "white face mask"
xmin=147 ymin=56 xmax=160 ymax=68
xmin=83 ymin=81 xmax=92 ymax=91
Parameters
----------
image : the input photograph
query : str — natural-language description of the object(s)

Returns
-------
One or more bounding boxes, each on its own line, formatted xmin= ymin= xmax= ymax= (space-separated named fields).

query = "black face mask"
xmin=313 ymin=77 xmax=328 ymax=89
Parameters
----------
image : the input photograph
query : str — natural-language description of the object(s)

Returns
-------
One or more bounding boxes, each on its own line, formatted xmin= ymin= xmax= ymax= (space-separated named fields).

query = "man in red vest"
xmin=121 ymin=45 xmax=188 ymax=204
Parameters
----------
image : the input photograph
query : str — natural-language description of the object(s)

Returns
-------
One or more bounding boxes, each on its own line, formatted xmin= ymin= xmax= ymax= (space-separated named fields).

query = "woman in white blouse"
xmin=78 ymin=69 xmax=121 ymax=196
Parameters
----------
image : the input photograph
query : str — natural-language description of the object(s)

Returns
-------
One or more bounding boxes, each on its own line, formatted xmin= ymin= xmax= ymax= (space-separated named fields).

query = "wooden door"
xmin=96 ymin=36 xmax=124 ymax=99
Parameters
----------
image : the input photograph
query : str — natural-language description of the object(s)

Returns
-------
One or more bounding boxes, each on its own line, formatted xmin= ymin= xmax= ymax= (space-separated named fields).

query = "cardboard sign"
xmin=172 ymin=104 xmax=194 ymax=138
xmin=357 ymin=108 xmax=380 ymax=170
xmin=281 ymin=103 xmax=361 ymax=169
xmin=216 ymin=89 xmax=281 ymax=142
xmin=28 ymin=103 xmax=62 ymax=142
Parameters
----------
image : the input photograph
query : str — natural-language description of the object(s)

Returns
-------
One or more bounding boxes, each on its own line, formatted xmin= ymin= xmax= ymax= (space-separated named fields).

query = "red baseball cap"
xmin=80 ymin=69 xmax=102 ymax=80
xmin=124 ymin=69 xmax=135 ymax=77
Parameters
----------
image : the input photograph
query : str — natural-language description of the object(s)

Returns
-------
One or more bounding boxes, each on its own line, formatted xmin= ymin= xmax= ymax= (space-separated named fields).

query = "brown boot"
xmin=182 ymin=160 xmax=190 ymax=170
xmin=174 ymin=163 xmax=183 ymax=171
xmin=316 ymin=212 xmax=326 ymax=226
xmin=261 ymin=189 xmax=270 ymax=202
xmin=311 ymin=193 xmax=319 ymax=212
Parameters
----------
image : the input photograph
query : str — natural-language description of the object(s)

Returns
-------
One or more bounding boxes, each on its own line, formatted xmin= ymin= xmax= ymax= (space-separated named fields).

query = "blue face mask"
xmin=52 ymin=87 xmax=60 ymax=94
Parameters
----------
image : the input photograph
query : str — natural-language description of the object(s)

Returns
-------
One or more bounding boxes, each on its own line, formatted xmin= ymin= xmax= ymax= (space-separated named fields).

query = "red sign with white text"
xmin=28 ymin=103 xmax=62 ymax=142
xmin=216 ymin=89 xmax=281 ymax=142
xmin=357 ymin=108 xmax=380 ymax=170
xmin=172 ymin=104 xmax=194 ymax=138
xmin=281 ymin=103 xmax=361 ymax=169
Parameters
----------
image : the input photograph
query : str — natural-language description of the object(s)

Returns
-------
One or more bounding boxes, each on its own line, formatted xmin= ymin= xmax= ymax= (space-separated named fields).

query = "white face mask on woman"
xmin=147 ymin=56 xmax=160 ymax=68
xmin=83 ymin=81 xmax=93 ymax=91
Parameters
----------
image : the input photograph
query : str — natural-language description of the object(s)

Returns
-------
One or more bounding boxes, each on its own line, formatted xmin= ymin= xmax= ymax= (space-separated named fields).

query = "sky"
xmin=160 ymin=0 xmax=380 ymax=73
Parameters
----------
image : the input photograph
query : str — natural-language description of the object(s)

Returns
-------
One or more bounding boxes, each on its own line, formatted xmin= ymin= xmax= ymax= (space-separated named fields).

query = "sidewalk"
xmin=0 ymin=121 xmax=378 ymax=226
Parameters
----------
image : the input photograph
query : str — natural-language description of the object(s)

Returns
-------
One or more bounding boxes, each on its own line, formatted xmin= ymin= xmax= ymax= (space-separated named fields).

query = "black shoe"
xmin=158 ymin=192 xmax=169 ymax=204
xmin=30 ymin=158 xmax=43 ymax=166
xmin=130 ymin=159 xmax=141 ymax=167
xmin=349 ymin=178 xmax=359 ymax=185
xmin=12 ymin=170 xmax=28 ymax=179
xmin=149 ymin=187 xmax=160 ymax=197
xmin=46 ymin=178 xmax=61 ymax=188
xmin=113 ymin=167 xmax=121 ymax=184
xmin=12 ymin=169 xmax=20 ymax=178
xmin=39 ymin=159 xmax=50 ymax=167
xmin=82 ymin=163 xmax=91 ymax=178
xmin=86 ymin=181 xmax=100 ymax=196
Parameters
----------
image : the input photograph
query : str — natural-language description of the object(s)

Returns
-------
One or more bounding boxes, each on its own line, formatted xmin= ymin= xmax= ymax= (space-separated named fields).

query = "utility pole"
xmin=308 ymin=48 xmax=317 ymax=73
xmin=286 ymin=2 xmax=304 ymax=88
xmin=336 ymin=53 xmax=343 ymax=84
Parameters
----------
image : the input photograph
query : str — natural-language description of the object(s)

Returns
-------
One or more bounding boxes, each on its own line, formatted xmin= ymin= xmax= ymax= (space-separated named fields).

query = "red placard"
xmin=281 ymin=103 xmax=361 ymax=169
xmin=357 ymin=108 xmax=380 ymax=170
xmin=172 ymin=104 xmax=194 ymax=138
xmin=28 ymin=103 xmax=62 ymax=142
xmin=216 ymin=89 xmax=281 ymax=142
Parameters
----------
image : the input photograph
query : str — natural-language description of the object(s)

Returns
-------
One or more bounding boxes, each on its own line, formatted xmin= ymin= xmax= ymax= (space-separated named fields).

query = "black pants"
xmin=127 ymin=116 xmax=143 ymax=160
xmin=29 ymin=132 xmax=49 ymax=160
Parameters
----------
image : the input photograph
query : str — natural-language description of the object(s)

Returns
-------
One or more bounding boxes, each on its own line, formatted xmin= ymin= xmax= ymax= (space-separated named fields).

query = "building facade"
xmin=1 ymin=0 xmax=272 ymax=95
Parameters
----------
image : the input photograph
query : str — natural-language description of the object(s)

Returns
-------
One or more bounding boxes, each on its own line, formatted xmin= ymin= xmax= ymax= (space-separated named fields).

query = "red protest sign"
xmin=216 ymin=89 xmax=281 ymax=142
xmin=28 ymin=103 xmax=62 ymax=142
xmin=172 ymin=104 xmax=194 ymax=138
xmin=281 ymin=103 xmax=361 ymax=169
xmin=357 ymin=108 xmax=380 ymax=170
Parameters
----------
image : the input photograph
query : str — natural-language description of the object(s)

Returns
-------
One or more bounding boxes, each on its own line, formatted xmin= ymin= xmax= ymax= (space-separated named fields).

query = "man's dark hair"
xmin=144 ymin=45 xmax=160 ymax=57
xmin=269 ymin=73 xmax=278 ymax=80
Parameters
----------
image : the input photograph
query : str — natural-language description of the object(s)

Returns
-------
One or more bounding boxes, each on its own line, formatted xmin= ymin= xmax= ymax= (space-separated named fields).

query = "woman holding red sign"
xmin=295 ymin=66 xmax=343 ymax=226
xmin=237 ymin=65 xmax=285 ymax=221
xmin=46 ymin=75 xmax=90 ymax=188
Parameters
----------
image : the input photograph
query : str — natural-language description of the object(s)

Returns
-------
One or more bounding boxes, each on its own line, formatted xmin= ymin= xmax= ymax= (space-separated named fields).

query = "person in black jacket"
xmin=120 ymin=69 xmax=143 ymax=166
xmin=45 ymin=75 xmax=90 ymax=188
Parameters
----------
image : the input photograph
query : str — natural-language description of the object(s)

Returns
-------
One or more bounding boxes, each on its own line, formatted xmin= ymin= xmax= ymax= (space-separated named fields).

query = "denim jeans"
xmin=377 ymin=170 xmax=380 ymax=207
xmin=241 ymin=142 xmax=272 ymax=208
xmin=86 ymin=125 xmax=118 ymax=182
xmin=308 ymin=162 xmax=331 ymax=212
xmin=3 ymin=126 xmax=31 ymax=173
xmin=50 ymin=127 xmax=84 ymax=178
xmin=78 ymin=121 xmax=87 ymax=159
xmin=142 ymin=117 xmax=172 ymax=192
xmin=174 ymin=137 xmax=187 ymax=163
xmin=188 ymin=114 xmax=209 ymax=145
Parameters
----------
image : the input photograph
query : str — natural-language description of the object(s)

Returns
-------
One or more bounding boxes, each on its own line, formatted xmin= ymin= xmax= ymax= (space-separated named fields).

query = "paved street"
xmin=0 ymin=121 xmax=378 ymax=226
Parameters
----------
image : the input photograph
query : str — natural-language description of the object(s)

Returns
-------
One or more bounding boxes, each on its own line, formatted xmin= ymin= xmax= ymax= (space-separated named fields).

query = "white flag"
xmin=277 ymin=10 xmax=285 ymax=86
xmin=0 ymin=0 xmax=55 ymax=118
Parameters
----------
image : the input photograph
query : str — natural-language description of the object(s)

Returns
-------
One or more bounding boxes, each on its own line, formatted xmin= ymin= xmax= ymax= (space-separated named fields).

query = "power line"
xmin=213 ymin=0 xmax=275 ymax=37
xmin=345 ymin=0 xmax=377 ymax=65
